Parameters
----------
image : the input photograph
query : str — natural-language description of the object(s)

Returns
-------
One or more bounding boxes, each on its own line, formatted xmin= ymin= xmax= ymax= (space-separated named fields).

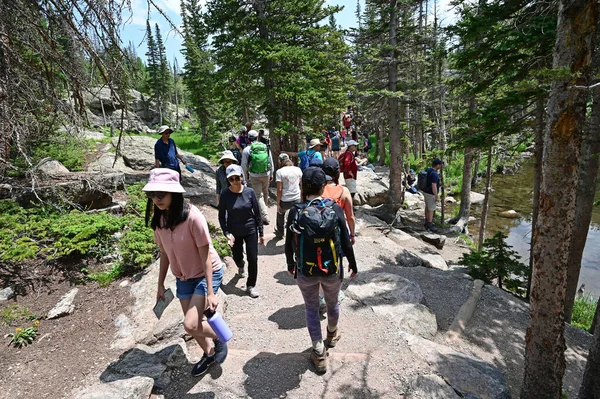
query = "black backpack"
xmin=231 ymin=148 xmax=242 ymax=164
xmin=417 ymin=168 xmax=431 ymax=192
xmin=290 ymin=199 xmax=342 ymax=277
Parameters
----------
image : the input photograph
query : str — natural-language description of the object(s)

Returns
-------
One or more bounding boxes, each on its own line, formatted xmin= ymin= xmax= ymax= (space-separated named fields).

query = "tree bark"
xmin=0 ymin=14 xmax=11 ymax=175
xmin=579 ymin=302 xmax=600 ymax=398
xmin=564 ymin=84 xmax=600 ymax=323
xmin=527 ymin=94 xmax=545 ymax=299
xmin=521 ymin=0 xmax=598 ymax=396
xmin=448 ymin=146 xmax=474 ymax=233
xmin=387 ymin=0 xmax=403 ymax=212
xmin=478 ymin=145 xmax=493 ymax=252
xmin=377 ymin=120 xmax=387 ymax=166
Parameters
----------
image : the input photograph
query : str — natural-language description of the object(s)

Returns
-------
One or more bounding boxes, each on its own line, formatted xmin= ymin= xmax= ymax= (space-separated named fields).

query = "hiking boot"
xmin=310 ymin=349 xmax=327 ymax=374
xmin=324 ymin=327 xmax=341 ymax=348
xmin=191 ymin=353 xmax=215 ymax=376
xmin=247 ymin=286 xmax=259 ymax=298
xmin=238 ymin=267 xmax=247 ymax=278
xmin=214 ymin=339 xmax=228 ymax=364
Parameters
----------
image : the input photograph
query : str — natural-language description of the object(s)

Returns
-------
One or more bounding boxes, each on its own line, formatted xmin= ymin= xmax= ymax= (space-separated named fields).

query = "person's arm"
xmin=276 ymin=180 xmax=283 ymax=214
xmin=241 ymin=148 xmax=249 ymax=179
xmin=154 ymin=143 xmax=162 ymax=168
xmin=285 ymin=206 xmax=298 ymax=274
xmin=198 ymin=244 xmax=217 ymax=310
xmin=249 ymin=189 xmax=264 ymax=243
xmin=268 ymin=151 xmax=274 ymax=181
xmin=334 ymin=205 xmax=357 ymax=276
xmin=173 ymin=141 xmax=186 ymax=165
xmin=218 ymin=192 xmax=229 ymax=237
xmin=432 ymin=182 xmax=439 ymax=201
xmin=341 ymin=187 xmax=356 ymax=244
xmin=216 ymin=169 xmax=222 ymax=197
xmin=155 ymin=236 xmax=169 ymax=301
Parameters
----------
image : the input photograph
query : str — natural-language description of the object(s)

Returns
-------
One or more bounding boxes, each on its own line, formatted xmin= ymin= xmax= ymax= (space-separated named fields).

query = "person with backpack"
xmin=144 ymin=169 xmax=228 ymax=377
xmin=274 ymin=153 xmax=302 ymax=239
xmin=330 ymin=130 xmax=341 ymax=158
xmin=297 ymin=139 xmax=324 ymax=171
xmin=342 ymin=109 xmax=352 ymax=132
xmin=218 ymin=164 xmax=264 ymax=298
xmin=154 ymin=125 xmax=188 ymax=176
xmin=322 ymin=158 xmax=355 ymax=244
xmin=361 ymin=133 xmax=372 ymax=154
xmin=242 ymin=130 xmax=274 ymax=224
xmin=285 ymin=167 xmax=358 ymax=374
xmin=418 ymin=159 xmax=444 ymax=230
xmin=339 ymin=140 xmax=359 ymax=199
xmin=215 ymin=151 xmax=241 ymax=207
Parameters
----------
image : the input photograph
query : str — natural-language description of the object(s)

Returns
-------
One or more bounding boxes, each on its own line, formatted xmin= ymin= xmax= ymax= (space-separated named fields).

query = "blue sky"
xmin=120 ymin=0 xmax=456 ymax=68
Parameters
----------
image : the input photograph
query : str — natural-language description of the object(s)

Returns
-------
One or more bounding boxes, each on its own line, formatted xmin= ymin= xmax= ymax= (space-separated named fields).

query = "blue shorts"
xmin=175 ymin=267 xmax=224 ymax=300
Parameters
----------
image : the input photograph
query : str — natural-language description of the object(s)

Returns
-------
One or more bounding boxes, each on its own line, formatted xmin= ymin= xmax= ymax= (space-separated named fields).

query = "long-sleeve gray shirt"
xmin=241 ymin=141 xmax=274 ymax=179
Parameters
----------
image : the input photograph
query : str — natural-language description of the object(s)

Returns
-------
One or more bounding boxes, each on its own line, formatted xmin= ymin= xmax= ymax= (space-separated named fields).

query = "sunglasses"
xmin=228 ymin=176 xmax=241 ymax=182
xmin=146 ymin=191 xmax=168 ymax=200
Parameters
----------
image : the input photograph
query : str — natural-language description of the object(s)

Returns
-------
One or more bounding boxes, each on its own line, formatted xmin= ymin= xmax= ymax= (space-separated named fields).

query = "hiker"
xmin=274 ymin=153 xmax=302 ymax=239
xmin=215 ymin=150 xmax=240 ymax=206
xmin=361 ymin=133 xmax=371 ymax=154
xmin=298 ymin=139 xmax=324 ymax=171
xmin=340 ymin=128 xmax=347 ymax=147
xmin=258 ymin=129 xmax=270 ymax=148
xmin=144 ymin=168 xmax=227 ymax=376
xmin=342 ymin=108 xmax=352 ymax=133
xmin=356 ymin=151 xmax=375 ymax=172
xmin=330 ymin=130 xmax=341 ymax=158
xmin=237 ymin=126 xmax=249 ymax=150
xmin=218 ymin=164 xmax=264 ymax=298
xmin=241 ymin=129 xmax=274 ymax=224
xmin=420 ymin=159 xmax=444 ymax=230
xmin=227 ymin=136 xmax=243 ymax=164
xmin=154 ymin=125 xmax=188 ymax=175
xmin=404 ymin=169 xmax=418 ymax=194
xmin=340 ymin=140 xmax=359 ymax=199
xmin=284 ymin=167 xmax=358 ymax=374
xmin=322 ymin=158 xmax=355 ymax=243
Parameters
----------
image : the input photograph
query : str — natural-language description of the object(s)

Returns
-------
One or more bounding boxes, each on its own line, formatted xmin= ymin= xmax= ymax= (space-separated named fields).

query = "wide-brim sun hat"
xmin=309 ymin=138 xmax=321 ymax=149
xmin=248 ymin=130 xmax=259 ymax=139
xmin=158 ymin=125 xmax=173 ymax=134
xmin=226 ymin=164 xmax=244 ymax=179
xmin=218 ymin=150 xmax=238 ymax=164
xmin=143 ymin=168 xmax=185 ymax=193
xmin=346 ymin=140 xmax=359 ymax=146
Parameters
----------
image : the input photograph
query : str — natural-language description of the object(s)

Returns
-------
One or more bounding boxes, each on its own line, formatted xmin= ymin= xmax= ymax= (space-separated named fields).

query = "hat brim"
xmin=142 ymin=181 xmax=185 ymax=193
xmin=219 ymin=156 xmax=238 ymax=164
xmin=159 ymin=129 xmax=173 ymax=134
xmin=309 ymin=143 xmax=321 ymax=149
xmin=226 ymin=171 xmax=243 ymax=179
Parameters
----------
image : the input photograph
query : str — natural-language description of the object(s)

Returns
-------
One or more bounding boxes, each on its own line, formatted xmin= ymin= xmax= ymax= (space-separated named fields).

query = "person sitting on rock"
xmin=154 ymin=125 xmax=188 ymax=176
xmin=144 ymin=168 xmax=228 ymax=377
xmin=355 ymin=150 xmax=375 ymax=172
xmin=403 ymin=169 xmax=418 ymax=194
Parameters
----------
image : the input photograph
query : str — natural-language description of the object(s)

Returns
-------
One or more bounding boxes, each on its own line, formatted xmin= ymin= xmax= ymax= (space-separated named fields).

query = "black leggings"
xmin=232 ymin=232 xmax=259 ymax=287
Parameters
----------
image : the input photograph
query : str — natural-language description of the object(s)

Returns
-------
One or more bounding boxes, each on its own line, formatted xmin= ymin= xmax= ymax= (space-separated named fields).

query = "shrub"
xmin=571 ymin=295 xmax=598 ymax=332
xmin=119 ymin=217 xmax=158 ymax=272
xmin=207 ymin=221 xmax=231 ymax=258
xmin=460 ymin=232 xmax=529 ymax=297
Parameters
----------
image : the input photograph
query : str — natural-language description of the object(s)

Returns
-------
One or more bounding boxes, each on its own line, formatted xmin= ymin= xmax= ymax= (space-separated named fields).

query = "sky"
xmin=120 ymin=0 xmax=457 ymax=69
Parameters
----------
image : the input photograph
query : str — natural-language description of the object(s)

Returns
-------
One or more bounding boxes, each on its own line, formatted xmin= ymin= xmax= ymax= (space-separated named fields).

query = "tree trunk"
xmin=387 ymin=0 xmax=403 ymax=212
xmin=0 ymin=17 xmax=11 ymax=175
xmin=564 ymin=84 xmax=600 ymax=323
xmin=478 ymin=145 xmax=493 ymax=252
xmin=578 ymin=302 xmax=600 ymax=398
xmin=448 ymin=147 xmax=474 ymax=233
xmin=471 ymin=154 xmax=481 ymax=187
xmin=521 ymin=0 xmax=598 ymax=396
xmin=173 ymin=58 xmax=179 ymax=130
xmin=527 ymin=94 xmax=545 ymax=299
xmin=377 ymin=120 xmax=387 ymax=166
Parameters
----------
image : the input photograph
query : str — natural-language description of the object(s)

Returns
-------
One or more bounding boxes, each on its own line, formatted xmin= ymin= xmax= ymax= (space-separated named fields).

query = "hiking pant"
xmin=249 ymin=175 xmax=270 ymax=223
xmin=296 ymin=273 xmax=342 ymax=341
xmin=232 ymin=232 xmax=259 ymax=288
xmin=275 ymin=200 xmax=299 ymax=236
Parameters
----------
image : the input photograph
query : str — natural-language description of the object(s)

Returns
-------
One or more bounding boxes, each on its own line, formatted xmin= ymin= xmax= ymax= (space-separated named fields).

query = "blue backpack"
xmin=299 ymin=150 xmax=318 ymax=171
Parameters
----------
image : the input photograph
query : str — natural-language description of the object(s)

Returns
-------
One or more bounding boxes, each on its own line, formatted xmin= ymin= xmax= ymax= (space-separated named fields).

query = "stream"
xmin=467 ymin=160 xmax=600 ymax=298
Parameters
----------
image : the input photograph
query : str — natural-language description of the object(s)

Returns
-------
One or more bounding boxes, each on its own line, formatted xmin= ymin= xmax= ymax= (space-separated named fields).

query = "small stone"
xmin=119 ymin=280 xmax=129 ymax=288
xmin=499 ymin=209 xmax=520 ymax=218
xmin=0 ymin=287 xmax=15 ymax=301
xmin=47 ymin=288 xmax=78 ymax=319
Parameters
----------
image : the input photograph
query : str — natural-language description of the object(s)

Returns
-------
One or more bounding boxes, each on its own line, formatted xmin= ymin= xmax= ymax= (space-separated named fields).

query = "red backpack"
xmin=338 ymin=152 xmax=348 ymax=173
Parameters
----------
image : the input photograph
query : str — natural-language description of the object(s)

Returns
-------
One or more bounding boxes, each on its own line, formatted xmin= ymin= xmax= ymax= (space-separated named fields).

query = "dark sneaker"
xmin=310 ymin=349 xmax=327 ymax=374
xmin=214 ymin=339 xmax=228 ymax=364
xmin=191 ymin=353 xmax=215 ymax=376
xmin=324 ymin=327 xmax=341 ymax=348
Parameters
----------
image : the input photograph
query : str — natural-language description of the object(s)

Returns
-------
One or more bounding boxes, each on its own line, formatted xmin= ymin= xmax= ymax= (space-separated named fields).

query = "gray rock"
xmin=470 ymin=191 xmax=485 ymax=205
xmin=0 ymin=287 xmax=15 ymax=301
xmin=444 ymin=196 xmax=457 ymax=204
xmin=410 ymin=374 xmax=461 ymax=399
xmin=33 ymin=158 xmax=71 ymax=176
xmin=374 ymin=303 xmax=438 ymax=338
xmin=73 ymin=376 xmax=154 ymax=399
xmin=387 ymin=229 xmax=448 ymax=270
xmin=339 ymin=168 xmax=389 ymax=207
xmin=499 ymin=210 xmax=520 ymax=218
xmin=0 ymin=183 xmax=11 ymax=199
xmin=346 ymin=272 xmax=425 ymax=307
xmin=405 ymin=193 xmax=424 ymax=210
xmin=47 ymin=288 xmax=78 ymax=319
xmin=101 ymin=339 xmax=189 ymax=391
xmin=402 ymin=332 xmax=511 ymax=399
xmin=420 ymin=233 xmax=447 ymax=250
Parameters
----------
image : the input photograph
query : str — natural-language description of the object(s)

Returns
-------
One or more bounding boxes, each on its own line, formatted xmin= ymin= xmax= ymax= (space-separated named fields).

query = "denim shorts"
xmin=175 ymin=266 xmax=224 ymax=300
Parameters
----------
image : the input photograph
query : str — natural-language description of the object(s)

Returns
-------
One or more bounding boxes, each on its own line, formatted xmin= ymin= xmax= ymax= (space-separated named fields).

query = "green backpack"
xmin=249 ymin=142 xmax=269 ymax=173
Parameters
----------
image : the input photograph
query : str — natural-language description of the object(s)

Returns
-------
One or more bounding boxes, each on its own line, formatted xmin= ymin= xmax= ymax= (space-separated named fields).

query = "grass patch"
xmin=571 ymin=295 xmax=598 ymax=332
xmin=143 ymin=129 xmax=225 ymax=162
xmin=1 ymin=305 xmax=41 ymax=326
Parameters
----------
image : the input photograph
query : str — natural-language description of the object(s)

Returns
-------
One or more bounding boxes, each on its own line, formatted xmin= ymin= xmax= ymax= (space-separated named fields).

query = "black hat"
xmin=322 ymin=157 xmax=339 ymax=175
xmin=302 ymin=167 xmax=327 ymax=188
xmin=432 ymin=159 xmax=444 ymax=166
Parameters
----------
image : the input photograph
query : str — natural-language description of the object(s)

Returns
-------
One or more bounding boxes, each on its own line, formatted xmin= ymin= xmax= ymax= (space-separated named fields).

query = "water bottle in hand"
xmin=204 ymin=308 xmax=233 ymax=342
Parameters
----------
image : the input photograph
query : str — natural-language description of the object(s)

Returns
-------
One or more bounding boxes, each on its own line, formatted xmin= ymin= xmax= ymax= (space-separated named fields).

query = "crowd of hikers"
xmin=148 ymin=107 xmax=444 ymax=376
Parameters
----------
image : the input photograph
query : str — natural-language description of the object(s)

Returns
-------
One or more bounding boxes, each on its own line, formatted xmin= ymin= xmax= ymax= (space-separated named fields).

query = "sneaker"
xmin=191 ymin=353 xmax=215 ymax=376
xmin=310 ymin=349 xmax=327 ymax=373
xmin=213 ymin=339 xmax=228 ymax=364
xmin=324 ymin=327 xmax=341 ymax=348
xmin=238 ymin=267 xmax=247 ymax=278
xmin=273 ymin=231 xmax=284 ymax=240
xmin=247 ymin=286 xmax=259 ymax=298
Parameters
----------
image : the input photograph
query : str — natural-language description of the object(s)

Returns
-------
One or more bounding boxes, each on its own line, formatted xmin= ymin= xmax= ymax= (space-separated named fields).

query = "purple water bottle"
xmin=204 ymin=308 xmax=233 ymax=342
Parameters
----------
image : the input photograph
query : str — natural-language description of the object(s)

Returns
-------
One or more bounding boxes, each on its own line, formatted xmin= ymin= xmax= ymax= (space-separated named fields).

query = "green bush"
xmin=460 ymin=232 xmax=529 ymax=297
xmin=571 ymin=295 xmax=598 ymax=332
xmin=207 ymin=221 xmax=231 ymax=258
xmin=119 ymin=216 xmax=158 ymax=271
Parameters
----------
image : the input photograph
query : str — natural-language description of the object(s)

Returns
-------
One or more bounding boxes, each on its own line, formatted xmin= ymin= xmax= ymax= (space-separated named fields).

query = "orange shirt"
xmin=154 ymin=205 xmax=223 ymax=280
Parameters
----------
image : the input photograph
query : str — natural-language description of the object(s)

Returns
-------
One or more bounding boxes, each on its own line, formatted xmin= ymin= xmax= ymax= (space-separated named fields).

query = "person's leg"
xmin=231 ymin=234 xmax=245 ymax=274
xmin=181 ymin=294 xmax=217 ymax=354
xmin=296 ymin=275 xmax=324 ymax=347
xmin=260 ymin=176 xmax=270 ymax=206
xmin=275 ymin=200 xmax=294 ymax=236
xmin=321 ymin=275 xmax=343 ymax=329
xmin=245 ymin=232 xmax=259 ymax=290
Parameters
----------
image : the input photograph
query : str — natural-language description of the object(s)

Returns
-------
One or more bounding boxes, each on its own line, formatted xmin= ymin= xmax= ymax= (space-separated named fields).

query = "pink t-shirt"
xmin=154 ymin=205 xmax=223 ymax=280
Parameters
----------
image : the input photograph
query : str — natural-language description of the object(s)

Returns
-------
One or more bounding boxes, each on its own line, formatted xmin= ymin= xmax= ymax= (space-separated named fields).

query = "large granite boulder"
xmin=339 ymin=167 xmax=389 ymax=207
xmin=73 ymin=376 xmax=154 ymax=399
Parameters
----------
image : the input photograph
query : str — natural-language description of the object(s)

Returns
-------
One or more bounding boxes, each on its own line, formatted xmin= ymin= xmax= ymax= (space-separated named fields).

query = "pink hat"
xmin=142 ymin=168 xmax=186 ymax=193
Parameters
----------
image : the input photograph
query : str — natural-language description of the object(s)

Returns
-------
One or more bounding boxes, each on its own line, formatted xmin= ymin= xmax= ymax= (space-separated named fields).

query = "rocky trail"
xmin=0 ymin=134 xmax=593 ymax=399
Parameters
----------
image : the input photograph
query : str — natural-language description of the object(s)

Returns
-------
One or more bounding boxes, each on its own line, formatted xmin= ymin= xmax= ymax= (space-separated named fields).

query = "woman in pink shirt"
xmin=144 ymin=168 xmax=227 ymax=377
